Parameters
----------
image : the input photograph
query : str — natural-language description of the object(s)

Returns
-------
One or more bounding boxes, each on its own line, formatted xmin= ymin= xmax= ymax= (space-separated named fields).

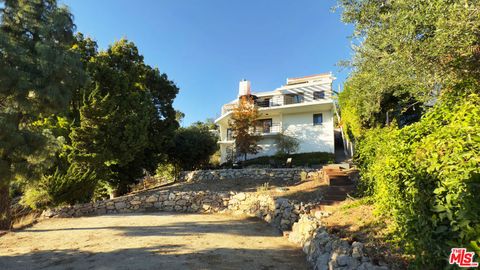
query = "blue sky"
xmin=62 ymin=0 xmax=353 ymax=125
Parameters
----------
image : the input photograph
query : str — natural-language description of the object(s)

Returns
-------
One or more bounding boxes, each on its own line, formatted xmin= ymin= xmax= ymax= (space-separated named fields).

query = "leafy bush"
xmin=275 ymin=133 xmax=300 ymax=155
xmin=155 ymin=162 xmax=178 ymax=181
xmin=22 ymin=166 xmax=97 ymax=209
xmin=243 ymin=152 xmax=334 ymax=167
xmin=168 ymin=124 xmax=218 ymax=171
xmin=21 ymin=186 xmax=52 ymax=210
xmin=356 ymin=93 xmax=480 ymax=268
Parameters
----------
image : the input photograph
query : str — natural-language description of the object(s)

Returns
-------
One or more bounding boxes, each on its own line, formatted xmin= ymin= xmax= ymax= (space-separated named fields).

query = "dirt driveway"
xmin=0 ymin=212 xmax=308 ymax=270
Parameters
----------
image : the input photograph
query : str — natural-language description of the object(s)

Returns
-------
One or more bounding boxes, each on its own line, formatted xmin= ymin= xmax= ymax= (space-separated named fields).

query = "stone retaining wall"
xmin=42 ymin=190 xmax=232 ymax=218
xmin=228 ymin=192 xmax=319 ymax=230
xmin=288 ymin=215 xmax=389 ymax=270
xmin=42 ymin=189 xmax=316 ymax=231
xmin=179 ymin=168 xmax=321 ymax=182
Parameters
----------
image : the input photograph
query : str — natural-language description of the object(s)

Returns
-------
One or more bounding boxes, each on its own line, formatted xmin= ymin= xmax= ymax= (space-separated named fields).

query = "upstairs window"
xmin=313 ymin=91 xmax=325 ymax=100
xmin=286 ymin=93 xmax=304 ymax=104
xmin=226 ymin=128 xmax=233 ymax=140
xmin=255 ymin=118 xmax=272 ymax=133
xmin=313 ymin=113 xmax=323 ymax=125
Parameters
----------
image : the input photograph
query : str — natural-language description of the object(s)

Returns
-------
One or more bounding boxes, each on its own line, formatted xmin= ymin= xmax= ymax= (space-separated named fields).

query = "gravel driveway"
xmin=0 ymin=212 xmax=308 ymax=270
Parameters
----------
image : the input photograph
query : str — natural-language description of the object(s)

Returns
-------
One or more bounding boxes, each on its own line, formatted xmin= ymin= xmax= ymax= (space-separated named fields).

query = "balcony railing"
xmin=220 ymin=93 xmax=332 ymax=116
xmin=251 ymin=123 xmax=282 ymax=135
xmin=222 ymin=123 xmax=281 ymax=141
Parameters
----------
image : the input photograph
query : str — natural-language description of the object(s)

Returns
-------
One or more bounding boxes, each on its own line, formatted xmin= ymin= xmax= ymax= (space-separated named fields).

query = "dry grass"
xmin=151 ymin=177 xmax=328 ymax=203
xmin=12 ymin=211 xmax=42 ymax=230
xmin=321 ymin=199 xmax=411 ymax=269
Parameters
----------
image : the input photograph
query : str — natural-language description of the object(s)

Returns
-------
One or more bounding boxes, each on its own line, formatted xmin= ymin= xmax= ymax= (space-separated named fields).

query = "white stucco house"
xmin=215 ymin=73 xmax=335 ymax=163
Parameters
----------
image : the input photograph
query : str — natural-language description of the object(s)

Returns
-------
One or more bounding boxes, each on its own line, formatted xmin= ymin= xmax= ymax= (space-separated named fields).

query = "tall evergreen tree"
xmin=0 ymin=0 xmax=85 ymax=229
xmin=70 ymin=39 xmax=178 ymax=196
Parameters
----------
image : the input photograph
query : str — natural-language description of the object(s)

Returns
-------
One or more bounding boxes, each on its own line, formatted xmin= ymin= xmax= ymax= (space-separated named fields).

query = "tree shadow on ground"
xmin=19 ymin=213 xmax=282 ymax=238
xmin=0 ymin=245 xmax=308 ymax=270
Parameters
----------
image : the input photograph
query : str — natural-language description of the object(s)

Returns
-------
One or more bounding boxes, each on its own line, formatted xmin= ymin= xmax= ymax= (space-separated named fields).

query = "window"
xmin=313 ymin=91 xmax=325 ymax=100
xmin=313 ymin=113 xmax=323 ymax=125
xmin=226 ymin=128 xmax=233 ymax=140
xmin=256 ymin=98 xmax=270 ymax=107
xmin=255 ymin=119 xmax=272 ymax=133
xmin=286 ymin=93 xmax=304 ymax=104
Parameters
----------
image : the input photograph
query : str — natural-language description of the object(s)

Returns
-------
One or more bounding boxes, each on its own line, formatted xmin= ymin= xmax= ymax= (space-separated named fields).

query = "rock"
xmin=95 ymin=208 xmax=107 ymax=215
xmin=42 ymin=209 xmax=54 ymax=218
xmin=130 ymin=200 xmax=142 ymax=205
xmin=336 ymin=254 xmax=349 ymax=266
xmin=352 ymin=241 xmax=364 ymax=258
xmin=168 ymin=193 xmax=176 ymax=200
xmin=163 ymin=200 xmax=175 ymax=206
xmin=264 ymin=214 xmax=272 ymax=223
xmin=313 ymin=253 xmax=330 ymax=270
xmin=114 ymin=202 xmax=126 ymax=209
xmin=145 ymin=196 xmax=157 ymax=203
xmin=176 ymin=200 xmax=187 ymax=206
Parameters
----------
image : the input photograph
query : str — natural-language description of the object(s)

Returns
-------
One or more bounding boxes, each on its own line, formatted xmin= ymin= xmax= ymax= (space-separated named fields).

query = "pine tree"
xmin=0 ymin=0 xmax=85 ymax=229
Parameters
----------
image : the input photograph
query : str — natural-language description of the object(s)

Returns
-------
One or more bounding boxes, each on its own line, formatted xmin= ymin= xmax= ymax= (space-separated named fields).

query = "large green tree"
xmin=338 ymin=0 xmax=480 ymax=132
xmin=167 ymin=121 xmax=218 ymax=174
xmin=0 ymin=0 xmax=85 ymax=229
xmin=69 ymin=39 xmax=178 ymax=196
xmin=337 ymin=0 xmax=480 ymax=267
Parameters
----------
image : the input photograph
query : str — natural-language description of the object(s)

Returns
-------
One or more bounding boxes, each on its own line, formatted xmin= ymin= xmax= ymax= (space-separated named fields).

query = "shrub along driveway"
xmin=0 ymin=212 xmax=308 ymax=270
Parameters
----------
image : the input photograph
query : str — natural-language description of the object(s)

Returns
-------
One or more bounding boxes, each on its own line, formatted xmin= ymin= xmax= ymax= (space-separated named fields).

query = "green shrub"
xmin=21 ymin=186 xmax=52 ymax=210
xmin=155 ymin=162 xmax=178 ymax=181
xmin=356 ymin=93 xmax=480 ymax=268
xmin=275 ymin=133 xmax=300 ymax=155
xmin=22 ymin=166 xmax=97 ymax=209
xmin=243 ymin=152 xmax=334 ymax=167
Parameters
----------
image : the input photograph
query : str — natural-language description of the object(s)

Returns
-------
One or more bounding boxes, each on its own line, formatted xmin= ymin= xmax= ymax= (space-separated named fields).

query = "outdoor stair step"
xmin=322 ymin=194 xmax=350 ymax=201
xmin=327 ymin=176 xmax=352 ymax=186
xmin=323 ymin=185 xmax=355 ymax=193
xmin=325 ymin=171 xmax=349 ymax=177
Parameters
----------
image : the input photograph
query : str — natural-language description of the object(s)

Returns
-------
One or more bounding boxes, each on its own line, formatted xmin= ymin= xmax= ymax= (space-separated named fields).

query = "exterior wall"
xmin=218 ymin=109 xmax=334 ymax=163
xmin=247 ymin=137 xmax=278 ymax=159
xmin=282 ymin=110 xmax=335 ymax=154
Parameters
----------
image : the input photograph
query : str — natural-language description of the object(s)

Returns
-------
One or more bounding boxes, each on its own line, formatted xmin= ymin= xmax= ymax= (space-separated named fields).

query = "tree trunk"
xmin=0 ymin=182 xmax=11 ymax=230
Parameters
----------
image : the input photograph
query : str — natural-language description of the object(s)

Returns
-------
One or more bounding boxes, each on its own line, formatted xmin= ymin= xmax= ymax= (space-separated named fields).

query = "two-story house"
xmin=215 ymin=73 xmax=335 ymax=163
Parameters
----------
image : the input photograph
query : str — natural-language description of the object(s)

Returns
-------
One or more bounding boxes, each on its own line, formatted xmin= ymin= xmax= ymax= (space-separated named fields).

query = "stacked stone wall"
xmin=179 ymin=168 xmax=321 ymax=182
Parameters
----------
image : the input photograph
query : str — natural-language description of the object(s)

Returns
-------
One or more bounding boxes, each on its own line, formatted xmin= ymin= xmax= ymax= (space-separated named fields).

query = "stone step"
xmin=327 ymin=176 xmax=352 ymax=186
xmin=325 ymin=171 xmax=349 ymax=177
xmin=323 ymin=185 xmax=355 ymax=194
xmin=322 ymin=193 xmax=350 ymax=201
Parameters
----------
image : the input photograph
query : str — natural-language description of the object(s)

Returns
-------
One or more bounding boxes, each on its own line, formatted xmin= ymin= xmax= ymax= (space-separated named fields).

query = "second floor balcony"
xmin=220 ymin=91 xmax=332 ymax=116
xmin=222 ymin=122 xmax=282 ymax=142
